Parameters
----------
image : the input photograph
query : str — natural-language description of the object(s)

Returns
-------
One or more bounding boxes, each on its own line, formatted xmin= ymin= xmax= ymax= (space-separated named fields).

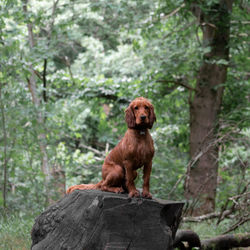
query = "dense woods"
xmin=0 ymin=0 xmax=249 ymax=248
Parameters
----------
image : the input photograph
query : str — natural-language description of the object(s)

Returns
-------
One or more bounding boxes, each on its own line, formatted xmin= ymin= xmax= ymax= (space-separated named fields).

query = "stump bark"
xmin=31 ymin=190 xmax=184 ymax=250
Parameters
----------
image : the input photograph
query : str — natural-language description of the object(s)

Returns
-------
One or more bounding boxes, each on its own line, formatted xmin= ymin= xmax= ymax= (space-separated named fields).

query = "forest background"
xmin=0 ymin=0 xmax=249 ymax=248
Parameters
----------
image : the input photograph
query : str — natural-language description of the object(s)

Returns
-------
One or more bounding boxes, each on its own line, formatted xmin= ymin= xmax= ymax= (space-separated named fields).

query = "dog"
xmin=67 ymin=97 xmax=156 ymax=198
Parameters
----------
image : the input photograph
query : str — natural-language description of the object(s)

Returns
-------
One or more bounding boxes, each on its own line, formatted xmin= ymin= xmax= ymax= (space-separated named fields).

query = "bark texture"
xmin=185 ymin=0 xmax=233 ymax=215
xmin=31 ymin=190 xmax=184 ymax=250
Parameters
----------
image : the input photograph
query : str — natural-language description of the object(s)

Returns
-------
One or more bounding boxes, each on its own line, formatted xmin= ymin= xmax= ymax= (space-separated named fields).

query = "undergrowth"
xmin=180 ymin=218 xmax=250 ymax=240
xmin=0 ymin=212 xmax=36 ymax=250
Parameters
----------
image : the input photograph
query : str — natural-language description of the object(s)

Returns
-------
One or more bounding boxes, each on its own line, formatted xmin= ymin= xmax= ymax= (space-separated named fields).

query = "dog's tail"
xmin=66 ymin=181 xmax=102 ymax=194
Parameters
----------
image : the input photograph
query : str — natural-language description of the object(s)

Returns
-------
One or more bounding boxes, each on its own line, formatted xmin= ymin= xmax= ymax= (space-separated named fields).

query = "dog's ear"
xmin=125 ymin=106 xmax=136 ymax=128
xmin=148 ymin=105 xmax=156 ymax=129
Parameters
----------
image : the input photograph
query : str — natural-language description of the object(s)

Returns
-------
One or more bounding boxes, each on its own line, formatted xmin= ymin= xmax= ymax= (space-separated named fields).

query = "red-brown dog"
xmin=67 ymin=97 xmax=156 ymax=198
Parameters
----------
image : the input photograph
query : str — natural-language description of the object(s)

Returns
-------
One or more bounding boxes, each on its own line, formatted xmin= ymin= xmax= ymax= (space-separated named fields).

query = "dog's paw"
xmin=142 ymin=191 xmax=152 ymax=199
xmin=115 ymin=187 xmax=125 ymax=193
xmin=128 ymin=189 xmax=140 ymax=198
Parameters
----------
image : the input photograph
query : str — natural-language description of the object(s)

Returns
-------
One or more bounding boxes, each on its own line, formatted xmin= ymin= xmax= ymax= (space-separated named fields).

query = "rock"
xmin=31 ymin=190 xmax=184 ymax=250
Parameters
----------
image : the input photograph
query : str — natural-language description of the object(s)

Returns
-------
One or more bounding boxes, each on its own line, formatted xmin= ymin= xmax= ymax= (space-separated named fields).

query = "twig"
xmin=43 ymin=59 xmax=47 ymax=103
xmin=217 ymin=182 xmax=249 ymax=225
xmin=195 ymin=25 xmax=202 ymax=46
xmin=78 ymin=143 xmax=106 ymax=158
xmin=229 ymin=192 xmax=250 ymax=203
xmin=105 ymin=142 xmax=109 ymax=155
xmin=172 ymin=80 xmax=197 ymax=92
xmin=161 ymin=3 xmax=186 ymax=20
xmin=183 ymin=209 xmax=234 ymax=222
xmin=168 ymin=174 xmax=186 ymax=198
xmin=223 ymin=217 xmax=250 ymax=234
xmin=185 ymin=120 xmax=244 ymax=193
xmin=157 ymin=79 xmax=197 ymax=92
xmin=47 ymin=0 xmax=59 ymax=40
xmin=163 ymin=20 xmax=196 ymax=39
xmin=216 ymin=199 xmax=229 ymax=225
xmin=184 ymin=212 xmax=220 ymax=222
xmin=169 ymin=126 xmax=227 ymax=200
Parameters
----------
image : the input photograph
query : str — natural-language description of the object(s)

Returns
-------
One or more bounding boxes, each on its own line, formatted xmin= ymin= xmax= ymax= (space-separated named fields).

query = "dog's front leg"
xmin=142 ymin=161 xmax=152 ymax=199
xmin=124 ymin=161 xmax=140 ymax=198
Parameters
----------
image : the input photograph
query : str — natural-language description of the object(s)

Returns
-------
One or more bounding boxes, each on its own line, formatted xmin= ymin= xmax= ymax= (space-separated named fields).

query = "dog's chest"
xmin=127 ymin=136 xmax=154 ymax=167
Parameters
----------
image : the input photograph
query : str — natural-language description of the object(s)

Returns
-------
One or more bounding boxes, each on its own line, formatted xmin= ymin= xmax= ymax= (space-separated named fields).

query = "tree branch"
xmin=183 ymin=209 xmax=234 ymax=222
xmin=78 ymin=143 xmax=106 ymax=159
xmin=47 ymin=0 xmax=60 ymax=40
xmin=223 ymin=217 xmax=250 ymax=235
xmin=158 ymin=79 xmax=197 ymax=92
xmin=43 ymin=59 xmax=47 ymax=103
xmin=161 ymin=3 xmax=186 ymax=20
xmin=217 ymin=181 xmax=249 ymax=225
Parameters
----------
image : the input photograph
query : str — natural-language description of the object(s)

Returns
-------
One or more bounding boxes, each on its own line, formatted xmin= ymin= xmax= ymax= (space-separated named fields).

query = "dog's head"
xmin=125 ymin=97 xmax=156 ymax=129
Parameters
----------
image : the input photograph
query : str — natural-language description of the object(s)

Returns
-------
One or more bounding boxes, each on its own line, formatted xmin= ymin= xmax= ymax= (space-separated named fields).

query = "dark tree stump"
xmin=31 ymin=190 xmax=184 ymax=250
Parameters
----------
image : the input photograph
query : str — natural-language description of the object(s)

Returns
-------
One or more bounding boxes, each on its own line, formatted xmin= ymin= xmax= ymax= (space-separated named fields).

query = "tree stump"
xmin=31 ymin=190 xmax=184 ymax=250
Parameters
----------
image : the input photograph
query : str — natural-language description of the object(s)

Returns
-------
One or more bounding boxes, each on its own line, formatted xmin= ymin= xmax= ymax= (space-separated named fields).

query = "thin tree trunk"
xmin=0 ymin=83 xmax=8 ymax=208
xmin=184 ymin=0 xmax=233 ymax=215
xmin=23 ymin=0 xmax=52 ymax=204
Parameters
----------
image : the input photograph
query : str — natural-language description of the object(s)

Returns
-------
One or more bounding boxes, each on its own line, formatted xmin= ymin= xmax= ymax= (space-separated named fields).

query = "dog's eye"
xmin=134 ymin=106 xmax=138 ymax=110
xmin=145 ymin=106 xmax=149 ymax=109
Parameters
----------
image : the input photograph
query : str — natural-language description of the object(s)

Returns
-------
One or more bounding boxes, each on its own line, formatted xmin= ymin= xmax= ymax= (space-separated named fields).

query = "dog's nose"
xmin=140 ymin=115 xmax=146 ymax=121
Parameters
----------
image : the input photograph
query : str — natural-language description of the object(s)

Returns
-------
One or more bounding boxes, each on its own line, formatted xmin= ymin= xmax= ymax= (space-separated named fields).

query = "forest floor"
xmin=0 ymin=213 xmax=34 ymax=250
xmin=180 ymin=219 xmax=249 ymax=240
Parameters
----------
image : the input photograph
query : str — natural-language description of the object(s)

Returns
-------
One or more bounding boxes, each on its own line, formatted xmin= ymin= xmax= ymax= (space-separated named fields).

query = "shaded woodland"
xmin=0 ymin=0 xmax=249 ymax=248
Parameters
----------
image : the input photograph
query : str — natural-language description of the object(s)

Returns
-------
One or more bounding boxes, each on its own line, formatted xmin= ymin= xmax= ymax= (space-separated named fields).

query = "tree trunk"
xmin=23 ymin=0 xmax=66 ymax=204
xmin=184 ymin=0 xmax=233 ymax=215
xmin=51 ymin=164 xmax=66 ymax=198
xmin=31 ymin=190 xmax=184 ymax=250
xmin=23 ymin=0 xmax=52 ymax=204
xmin=0 ymin=83 xmax=8 ymax=208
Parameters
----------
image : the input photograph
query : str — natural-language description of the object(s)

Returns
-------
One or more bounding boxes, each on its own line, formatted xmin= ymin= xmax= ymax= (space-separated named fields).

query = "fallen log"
xmin=174 ymin=230 xmax=250 ymax=250
xmin=202 ymin=233 xmax=250 ymax=250
xmin=173 ymin=230 xmax=201 ymax=249
xmin=31 ymin=190 xmax=184 ymax=250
